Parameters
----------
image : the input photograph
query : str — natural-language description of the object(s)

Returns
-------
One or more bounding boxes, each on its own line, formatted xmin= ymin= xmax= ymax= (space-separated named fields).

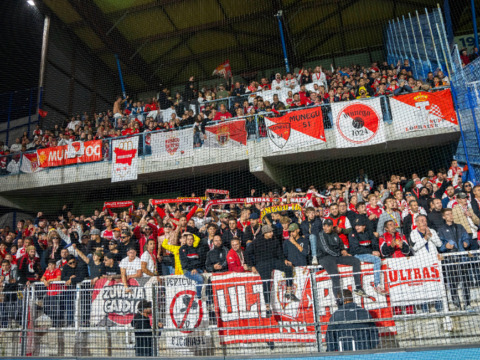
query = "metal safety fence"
xmin=2 ymin=250 xmax=480 ymax=357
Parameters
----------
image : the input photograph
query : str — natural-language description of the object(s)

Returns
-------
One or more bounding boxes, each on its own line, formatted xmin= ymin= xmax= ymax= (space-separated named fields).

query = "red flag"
xmin=212 ymin=60 xmax=232 ymax=79
xmin=38 ymin=109 xmax=47 ymax=118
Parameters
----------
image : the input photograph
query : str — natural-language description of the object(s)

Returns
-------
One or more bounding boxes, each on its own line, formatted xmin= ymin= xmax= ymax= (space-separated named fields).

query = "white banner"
xmin=111 ymin=136 xmax=139 ymax=183
xmin=20 ymin=153 xmax=42 ymax=173
xmin=163 ymin=276 xmax=211 ymax=353
xmin=390 ymin=90 xmax=458 ymax=134
xmin=331 ymin=98 xmax=385 ymax=148
xmin=151 ymin=129 xmax=193 ymax=159
xmin=204 ymin=119 xmax=247 ymax=149
xmin=384 ymin=252 xmax=447 ymax=307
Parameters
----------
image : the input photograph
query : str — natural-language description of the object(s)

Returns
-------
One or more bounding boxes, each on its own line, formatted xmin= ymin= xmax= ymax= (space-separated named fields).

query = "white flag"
xmin=111 ymin=137 xmax=139 ymax=183
xmin=150 ymin=129 xmax=193 ymax=159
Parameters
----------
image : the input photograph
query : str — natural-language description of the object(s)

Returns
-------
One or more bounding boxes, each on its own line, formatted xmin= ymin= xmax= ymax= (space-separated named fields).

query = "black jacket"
xmin=61 ymin=264 xmax=86 ymax=286
xmin=316 ymin=232 xmax=345 ymax=258
xmin=348 ymin=230 xmax=378 ymax=255
xmin=472 ymin=197 xmax=480 ymax=218
xmin=179 ymin=244 xmax=202 ymax=272
xmin=245 ymin=233 xmax=284 ymax=267
xmin=205 ymin=246 xmax=228 ymax=273
xmin=18 ymin=256 xmax=42 ymax=284
xmin=243 ymin=224 xmax=262 ymax=244
xmin=326 ymin=302 xmax=379 ymax=352
xmin=283 ymin=236 xmax=310 ymax=266
xmin=427 ymin=210 xmax=445 ymax=231
xmin=221 ymin=228 xmax=244 ymax=249
xmin=300 ymin=218 xmax=322 ymax=237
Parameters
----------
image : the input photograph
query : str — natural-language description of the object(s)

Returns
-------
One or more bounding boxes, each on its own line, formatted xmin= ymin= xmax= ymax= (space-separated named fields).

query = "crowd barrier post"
xmin=20 ymin=287 xmax=29 ymax=357
xmin=309 ymin=267 xmax=323 ymax=353
xmin=152 ymin=283 xmax=159 ymax=358
xmin=255 ymin=114 xmax=260 ymax=140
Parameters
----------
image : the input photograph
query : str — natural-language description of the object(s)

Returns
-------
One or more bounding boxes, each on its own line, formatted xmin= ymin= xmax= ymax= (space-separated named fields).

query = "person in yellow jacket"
xmin=162 ymin=231 xmax=200 ymax=275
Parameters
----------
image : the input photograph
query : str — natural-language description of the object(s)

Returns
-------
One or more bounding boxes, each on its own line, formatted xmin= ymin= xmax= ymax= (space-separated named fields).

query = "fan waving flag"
xmin=205 ymin=119 xmax=247 ymax=148
xmin=212 ymin=60 xmax=232 ymax=79
xmin=38 ymin=109 xmax=48 ymax=118
xmin=265 ymin=107 xmax=326 ymax=152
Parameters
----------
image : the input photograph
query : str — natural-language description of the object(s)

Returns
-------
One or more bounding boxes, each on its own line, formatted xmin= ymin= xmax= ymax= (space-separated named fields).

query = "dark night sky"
xmin=0 ymin=0 xmax=43 ymax=94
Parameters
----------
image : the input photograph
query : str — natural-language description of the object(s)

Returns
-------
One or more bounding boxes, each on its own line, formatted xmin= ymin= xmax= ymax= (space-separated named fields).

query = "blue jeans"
xmin=184 ymin=270 xmax=204 ymax=298
xmin=355 ymin=253 xmax=382 ymax=286
xmin=309 ymin=234 xmax=317 ymax=258
xmin=161 ymin=263 xmax=175 ymax=276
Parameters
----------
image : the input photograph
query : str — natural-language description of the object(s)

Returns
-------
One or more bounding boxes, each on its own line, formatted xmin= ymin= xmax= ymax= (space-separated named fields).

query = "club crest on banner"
xmin=165 ymin=134 xmax=180 ymax=155
xmin=216 ymin=124 xmax=230 ymax=146
xmin=336 ymin=102 xmax=380 ymax=144
xmin=267 ymin=123 xmax=291 ymax=149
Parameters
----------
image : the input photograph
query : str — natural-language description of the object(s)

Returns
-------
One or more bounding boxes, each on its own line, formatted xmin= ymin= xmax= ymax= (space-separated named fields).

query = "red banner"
xmin=37 ymin=140 xmax=102 ymax=168
xmin=151 ymin=198 xmax=202 ymax=205
xmin=211 ymin=271 xmax=316 ymax=345
xmin=206 ymin=189 xmax=230 ymax=195
xmin=103 ymin=200 xmax=135 ymax=216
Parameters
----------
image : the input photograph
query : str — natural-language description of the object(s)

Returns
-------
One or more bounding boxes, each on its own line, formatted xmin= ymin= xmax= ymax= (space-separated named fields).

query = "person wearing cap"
xmin=120 ymin=248 xmax=142 ymax=293
xmin=87 ymin=228 xmax=108 ymax=255
xmin=131 ymin=299 xmax=163 ymax=357
xmin=246 ymin=224 xmax=299 ymax=317
xmin=71 ymin=243 xmax=103 ymax=285
xmin=301 ymin=207 xmax=323 ymax=265
xmin=243 ymin=212 xmax=262 ymax=245
xmin=112 ymin=227 xmax=121 ymax=242
xmin=61 ymin=254 xmax=86 ymax=326
xmin=105 ymin=240 xmax=122 ymax=262
xmin=325 ymin=203 xmax=352 ymax=250
xmin=100 ymin=252 xmax=121 ymax=279
xmin=326 ymin=289 xmax=379 ymax=352
xmin=283 ymin=223 xmax=310 ymax=267
xmin=118 ymin=229 xmax=139 ymax=259
xmin=317 ymin=219 xmax=367 ymax=298
xmin=349 ymin=217 xmax=386 ymax=295
xmin=192 ymin=208 xmax=215 ymax=230
xmin=452 ymin=192 xmax=480 ymax=248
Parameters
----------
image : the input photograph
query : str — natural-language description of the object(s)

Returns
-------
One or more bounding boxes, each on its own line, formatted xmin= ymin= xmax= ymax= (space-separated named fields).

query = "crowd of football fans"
xmin=0 ymin=59 xmax=451 ymax=174
xmin=1 ymin=159 xmax=479 ymax=327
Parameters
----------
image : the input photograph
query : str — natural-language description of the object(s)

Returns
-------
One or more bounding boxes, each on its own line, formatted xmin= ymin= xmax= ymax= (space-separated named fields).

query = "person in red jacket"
xmin=227 ymin=237 xmax=247 ymax=272
xmin=379 ymin=220 xmax=410 ymax=258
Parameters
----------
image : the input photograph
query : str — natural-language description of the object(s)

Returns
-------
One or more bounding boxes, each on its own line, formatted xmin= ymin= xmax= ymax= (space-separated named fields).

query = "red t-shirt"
xmin=213 ymin=111 xmax=233 ymax=122
xmin=43 ymin=268 xmax=62 ymax=296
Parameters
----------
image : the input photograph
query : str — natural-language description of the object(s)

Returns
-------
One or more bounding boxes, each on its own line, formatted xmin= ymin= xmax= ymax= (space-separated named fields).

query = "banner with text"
xmin=265 ymin=107 xmax=326 ymax=152
xmin=163 ymin=276 xmax=211 ymax=353
xmin=315 ymin=263 xmax=396 ymax=337
xmin=390 ymin=89 xmax=458 ymax=134
xmin=111 ymin=137 xmax=139 ymax=183
xmin=90 ymin=277 xmax=155 ymax=327
xmin=384 ymin=252 xmax=447 ymax=308
xmin=211 ymin=271 xmax=316 ymax=345
xmin=37 ymin=140 xmax=102 ymax=168
xmin=331 ymin=98 xmax=385 ymax=148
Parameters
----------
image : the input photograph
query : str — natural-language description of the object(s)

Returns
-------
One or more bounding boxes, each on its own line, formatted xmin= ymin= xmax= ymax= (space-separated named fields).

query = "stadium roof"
xmin=37 ymin=0 xmax=469 ymax=91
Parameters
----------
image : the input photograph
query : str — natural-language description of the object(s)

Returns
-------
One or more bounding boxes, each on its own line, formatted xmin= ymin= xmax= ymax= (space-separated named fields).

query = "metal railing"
xmin=0 ymin=86 xmax=453 ymax=177
xmin=1 ymin=250 xmax=480 ymax=357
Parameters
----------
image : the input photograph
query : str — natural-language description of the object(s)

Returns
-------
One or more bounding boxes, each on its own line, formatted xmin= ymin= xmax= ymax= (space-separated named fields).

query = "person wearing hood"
xmin=417 ymin=186 xmax=431 ymax=212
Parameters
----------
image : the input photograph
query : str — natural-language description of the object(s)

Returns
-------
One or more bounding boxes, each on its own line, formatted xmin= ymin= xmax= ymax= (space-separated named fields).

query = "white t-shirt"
xmin=140 ymin=251 xmax=157 ymax=277
xmin=119 ymin=257 xmax=141 ymax=276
